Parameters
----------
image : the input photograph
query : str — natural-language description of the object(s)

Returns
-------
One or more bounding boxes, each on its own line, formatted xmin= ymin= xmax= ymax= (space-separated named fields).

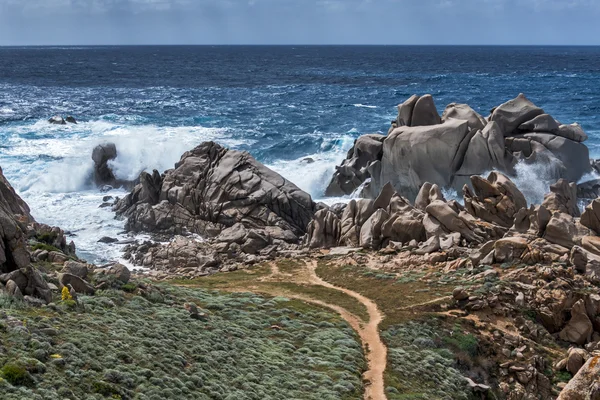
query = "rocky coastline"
xmin=1 ymin=94 xmax=600 ymax=399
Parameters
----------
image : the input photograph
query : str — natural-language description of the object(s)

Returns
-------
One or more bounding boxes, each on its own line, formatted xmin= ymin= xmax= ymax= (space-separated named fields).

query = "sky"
xmin=0 ymin=0 xmax=599 ymax=46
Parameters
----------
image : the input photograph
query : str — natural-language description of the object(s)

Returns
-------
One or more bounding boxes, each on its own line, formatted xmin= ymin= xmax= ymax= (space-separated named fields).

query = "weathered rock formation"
xmin=0 ymin=167 xmax=81 ymax=303
xmin=307 ymin=173 xmax=526 ymax=252
xmin=0 ymin=167 xmax=33 ymax=273
xmin=327 ymin=94 xmax=592 ymax=201
xmin=114 ymin=141 xmax=317 ymax=239
xmin=557 ymin=353 xmax=600 ymax=400
xmin=92 ymin=143 xmax=118 ymax=187
xmin=325 ymin=134 xmax=384 ymax=197
xmin=113 ymin=141 xmax=318 ymax=273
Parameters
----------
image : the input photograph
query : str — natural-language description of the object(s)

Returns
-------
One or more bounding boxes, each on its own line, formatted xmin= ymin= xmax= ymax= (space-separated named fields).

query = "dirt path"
xmin=398 ymin=296 xmax=452 ymax=310
xmin=184 ymin=260 xmax=389 ymax=400
xmin=305 ymin=261 xmax=388 ymax=400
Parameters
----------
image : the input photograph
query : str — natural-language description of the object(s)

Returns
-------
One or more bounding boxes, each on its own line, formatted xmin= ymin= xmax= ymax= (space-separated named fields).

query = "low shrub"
xmin=31 ymin=243 xmax=61 ymax=253
xmin=1 ymin=363 xmax=33 ymax=386
xmin=120 ymin=283 xmax=137 ymax=293
xmin=0 ymin=285 xmax=365 ymax=399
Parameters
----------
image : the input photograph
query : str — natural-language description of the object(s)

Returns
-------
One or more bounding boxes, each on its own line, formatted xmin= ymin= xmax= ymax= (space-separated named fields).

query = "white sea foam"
xmin=2 ymin=118 xmax=257 ymax=264
xmin=353 ymin=104 xmax=377 ymax=109
xmin=510 ymin=162 xmax=559 ymax=206
xmin=7 ymin=119 xmax=252 ymax=192
xmin=267 ymin=135 xmax=355 ymax=199
xmin=22 ymin=189 xmax=131 ymax=264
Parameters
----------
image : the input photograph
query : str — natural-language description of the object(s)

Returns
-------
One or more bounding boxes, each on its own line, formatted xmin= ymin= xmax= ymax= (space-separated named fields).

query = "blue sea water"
xmin=1 ymin=45 xmax=600 ymax=262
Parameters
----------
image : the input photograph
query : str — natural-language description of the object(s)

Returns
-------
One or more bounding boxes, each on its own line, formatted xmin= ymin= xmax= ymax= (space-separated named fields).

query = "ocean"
xmin=1 ymin=45 xmax=600 ymax=263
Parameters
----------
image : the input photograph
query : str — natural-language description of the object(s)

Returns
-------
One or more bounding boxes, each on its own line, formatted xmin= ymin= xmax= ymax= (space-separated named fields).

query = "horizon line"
xmin=1 ymin=44 xmax=600 ymax=48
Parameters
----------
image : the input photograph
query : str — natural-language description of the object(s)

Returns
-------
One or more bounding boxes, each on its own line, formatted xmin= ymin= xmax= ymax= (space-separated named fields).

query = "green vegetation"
xmin=1 ymin=362 xmax=33 ymax=386
xmin=35 ymin=232 xmax=58 ymax=244
xmin=120 ymin=283 xmax=137 ymax=293
xmin=315 ymin=261 xmax=453 ymax=328
xmin=443 ymin=324 xmax=479 ymax=358
xmin=276 ymin=259 xmax=303 ymax=274
xmin=554 ymin=370 xmax=573 ymax=383
xmin=0 ymin=284 xmax=366 ymax=399
xmin=172 ymin=262 xmax=370 ymax=322
xmin=314 ymin=261 xmax=491 ymax=399
xmin=30 ymin=243 xmax=61 ymax=253
xmin=262 ymin=282 xmax=370 ymax=322
xmin=169 ymin=263 xmax=272 ymax=288
xmin=382 ymin=320 xmax=474 ymax=400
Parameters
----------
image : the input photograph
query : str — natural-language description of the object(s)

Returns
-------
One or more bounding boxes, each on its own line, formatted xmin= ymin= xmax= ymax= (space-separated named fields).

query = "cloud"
xmin=0 ymin=0 xmax=599 ymax=45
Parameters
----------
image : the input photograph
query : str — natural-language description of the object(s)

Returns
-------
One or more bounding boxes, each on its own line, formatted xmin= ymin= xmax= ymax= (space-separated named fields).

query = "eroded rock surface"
xmin=115 ymin=141 xmax=317 ymax=238
xmin=328 ymin=93 xmax=592 ymax=201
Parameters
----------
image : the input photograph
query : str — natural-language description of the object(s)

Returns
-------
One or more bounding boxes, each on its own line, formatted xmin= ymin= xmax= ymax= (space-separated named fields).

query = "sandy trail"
xmin=304 ymin=261 xmax=388 ymax=400
xmin=187 ymin=259 xmax=389 ymax=400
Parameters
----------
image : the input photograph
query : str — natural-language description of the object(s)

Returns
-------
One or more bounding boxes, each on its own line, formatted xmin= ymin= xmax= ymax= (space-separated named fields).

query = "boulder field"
xmin=2 ymin=93 xmax=598 ymax=399
xmin=96 ymin=102 xmax=600 ymax=398
xmin=0 ymin=166 xmax=91 ymax=306
xmin=326 ymin=94 xmax=593 ymax=201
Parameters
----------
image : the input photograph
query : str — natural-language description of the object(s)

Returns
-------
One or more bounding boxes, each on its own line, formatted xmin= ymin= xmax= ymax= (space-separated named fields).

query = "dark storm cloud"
xmin=0 ymin=0 xmax=599 ymax=45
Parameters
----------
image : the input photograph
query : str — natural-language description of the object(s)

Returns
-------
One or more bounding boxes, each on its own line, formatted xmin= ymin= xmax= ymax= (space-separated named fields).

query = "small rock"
xmin=98 ymin=236 xmax=119 ymax=244
xmin=59 ymin=273 xmax=95 ymax=295
xmin=107 ymin=263 xmax=131 ymax=283
xmin=48 ymin=115 xmax=66 ymax=125
xmin=48 ymin=251 xmax=69 ymax=264
xmin=24 ymin=296 xmax=46 ymax=307
xmin=62 ymin=261 xmax=89 ymax=279
xmin=453 ymin=287 xmax=469 ymax=301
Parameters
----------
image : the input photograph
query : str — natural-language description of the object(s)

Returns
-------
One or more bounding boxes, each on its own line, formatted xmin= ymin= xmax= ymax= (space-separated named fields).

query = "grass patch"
xmin=169 ymin=263 xmax=271 ymax=288
xmin=31 ymin=243 xmax=62 ymax=253
xmin=277 ymin=259 xmax=303 ymax=274
xmin=261 ymin=282 xmax=370 ymax=322
xmin=171 ymin=261 xmax=370 ymax=322
xmin=315 ymin=261 xmax=452 ymax=328
xmin=1 ymin=362 xmax=33 ymax=386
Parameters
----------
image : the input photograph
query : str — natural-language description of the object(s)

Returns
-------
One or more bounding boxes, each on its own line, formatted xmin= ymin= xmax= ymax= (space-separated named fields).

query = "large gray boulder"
xmin=455 ymin=121 xmax=516 ymax=179
xmin=522 ymin=133 xmax=590 ymax=183
xmin=325 ymin=134 xmax=384 ymax=197
xmin=0 ymin=267 xmax=52 ymax=304
xmin=381 ymin=194 xmax=426 ymax=244
xmin=339 ymin=199 xmax=376 ymax=247
xmin=304 ymin=209 xmax=341 ymax=249
xmin=490 ymin=93 xmax=544 ymax=136
xmin=411 ymin=94 xmax=442 ymax=126
xmin=518 ymin=114 xmax=560 ymax=133
xmin=114 ymin=141 xmax=317 ymax=239
xmin=557 ymin=123 xmax=588 ymax=143
xmin=442 ymin=103 xmax=487 ymax=131
xmin=0 ymin=167 xmax=32 ymax=274
xmin=396 ymin=94 xmax=420 ymax=127
xmin=581 ymin=199 xmax=600 ymax=235
xmin=328 ymin=94 xmax=592 ymax=202
xmin=559 ymin=299 xmax=593 ymax=345
xmin=59 ymin=273 xmax=95 ymax=295
xmin=92 ymin=143 xmax=118 ymax=186
xmin=541 ymin=179 xmax=580 ymax=217
xmin=375 ymin=118 xmax=471 ymax=201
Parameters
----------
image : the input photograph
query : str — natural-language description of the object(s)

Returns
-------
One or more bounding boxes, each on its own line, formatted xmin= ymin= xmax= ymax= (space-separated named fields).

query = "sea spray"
xmin=268 ymin=134 xmax=355 ymax=199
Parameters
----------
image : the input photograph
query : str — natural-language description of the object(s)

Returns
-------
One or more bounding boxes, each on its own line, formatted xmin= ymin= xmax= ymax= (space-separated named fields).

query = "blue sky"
xmin=0 ymin=0 xmax=599 ymax=45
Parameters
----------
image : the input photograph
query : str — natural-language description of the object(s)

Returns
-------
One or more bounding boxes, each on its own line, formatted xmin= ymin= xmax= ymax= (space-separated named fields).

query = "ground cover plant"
xmin=0 ymin=283 xmax=366 ymax=400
